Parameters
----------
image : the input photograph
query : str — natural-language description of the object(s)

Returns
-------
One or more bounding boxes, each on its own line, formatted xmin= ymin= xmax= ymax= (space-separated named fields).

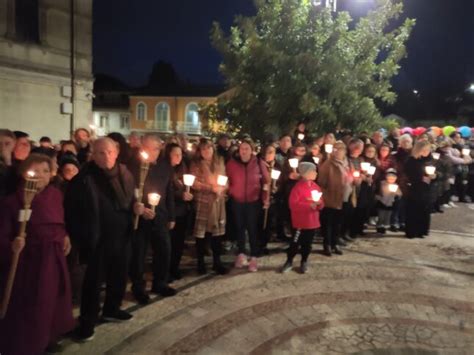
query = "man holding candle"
xmin=280 ymin=162 xmax=324 ymax=274
xmin=65 ymin=137 xmax=135 ymax=340
xmin=129 ymin=134 xmax=177 ymax=303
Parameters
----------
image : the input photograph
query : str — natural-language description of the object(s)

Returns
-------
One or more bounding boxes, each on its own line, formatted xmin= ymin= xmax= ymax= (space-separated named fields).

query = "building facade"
xmin=0 ymin=0 xmax=93 ymax=143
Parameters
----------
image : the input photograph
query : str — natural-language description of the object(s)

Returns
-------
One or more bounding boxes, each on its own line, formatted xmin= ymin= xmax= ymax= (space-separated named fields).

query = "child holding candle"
xmin=375 ymin=168 xmax=402 ymax=234
xmin=280 ymin=162 xmax=324 ymax=274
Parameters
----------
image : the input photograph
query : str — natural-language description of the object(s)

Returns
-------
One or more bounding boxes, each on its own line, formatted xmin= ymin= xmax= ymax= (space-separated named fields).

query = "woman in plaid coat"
xmin=189 ymin=138 xmax=228 ymax=275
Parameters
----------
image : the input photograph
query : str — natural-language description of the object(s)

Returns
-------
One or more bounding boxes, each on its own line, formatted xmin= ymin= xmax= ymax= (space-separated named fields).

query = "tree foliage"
xmin=210 ymin=0 xmax=415 ymax=138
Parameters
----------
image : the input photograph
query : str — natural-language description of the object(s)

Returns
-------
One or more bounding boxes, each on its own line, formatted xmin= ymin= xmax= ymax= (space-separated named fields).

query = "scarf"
xmin=101 ymin=163 xmax=133 ymax=210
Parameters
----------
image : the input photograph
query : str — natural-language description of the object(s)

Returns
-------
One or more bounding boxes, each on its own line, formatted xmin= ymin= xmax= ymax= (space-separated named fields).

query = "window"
xmin=120 ymin=115 xmax=129 ymax=129
xmin=185 ymin=103 xmax=200 ymax=128
xmin=155 ymin=102 xmax=170 ymax=130
xmin=15 ymin=0 xmax=39 ymax=43
xmin=137 ymin=102 xmax=146 ymax=121
xmin=99 ymin=115 xmax=109 ymax=128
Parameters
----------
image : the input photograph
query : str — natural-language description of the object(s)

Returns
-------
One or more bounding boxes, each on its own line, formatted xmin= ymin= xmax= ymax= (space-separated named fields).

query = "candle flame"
xmin=27 ymin=170 xmax=35 ymax=178
xmin=140 ymin=151 xmax=149 ymax=161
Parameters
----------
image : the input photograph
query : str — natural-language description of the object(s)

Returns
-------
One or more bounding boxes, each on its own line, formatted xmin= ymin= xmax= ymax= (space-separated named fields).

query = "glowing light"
xmin=271 ymin=169 xmax=281 ymax=180
xmin=367 ymin=166 xmax=376 ymax=175
xmin=147 ymin=193 xmax=161 ymax=207
xmin=388 ymin=184 xmax=398 ymax=193
xmin=313 ymin=157 xmax=320 ymax=165
xmin=289 ymin=158 xmax=299 ymax=169
xmin=217 ymin=175 xmax=228 ymax=186
xmin=361 ymin=162 xmax=371 ymax=172
xmin=425 ymin=166 xmax=436 ymax=175
xmin=183 ymin=174 xmax=196 ymax=187
xmin=311 ymin=190 xmax=323 ymax=202
xmin=140 ymin=151 xmax=149 ymax=161
xmin=325 ymin=144 xmax=333 ymax=154
xmin=432 ymin=152 xmax=440 ymax=160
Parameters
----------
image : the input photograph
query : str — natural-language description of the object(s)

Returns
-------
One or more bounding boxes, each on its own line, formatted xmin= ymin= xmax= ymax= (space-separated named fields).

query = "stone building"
xmin=0 ymin=0 xmax=93 ymax=143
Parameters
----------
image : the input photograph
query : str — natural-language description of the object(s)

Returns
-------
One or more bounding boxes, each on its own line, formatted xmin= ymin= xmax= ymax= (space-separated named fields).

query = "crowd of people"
xmin=0 ymin=123 xmax=473 ymax=354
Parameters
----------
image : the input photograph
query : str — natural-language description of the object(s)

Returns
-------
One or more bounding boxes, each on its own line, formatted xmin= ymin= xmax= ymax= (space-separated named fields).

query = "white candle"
xmin=289 ymin=158 xmax=299 ymax=169
xmin=325 ymin=144 xmax=333 ymax=154
xmin=183 ymin=174 xmax=196 ymax=187
xmin=217 ymin=175 xmax=228 ymax=186
xmin=361 ymin=162 xmax=371 ymax=172
xmin=140 ymin=151 xmax=149 ymax=161
xmin=353 ymin=171 xmax=361 ymax=178
xmin=297 ymin=133 xmax=305 ymax=141
xmin=462 ymin=148 xmax=471 ymax=157
xmin=425 ymin=166 xmax=436 ymax=175
xmin=311 ymin=190 xmax=322 ymax=202
xmin=148 ymin=193 xmax=161 ymax=207
xmin=271 ymin=169 xmax=281 ymax=180
xmin=388 ymin=184 xmax=398 ymax=193
xmin=367 ymin=166 xmax=376 ymax=176
xmin=432 ymin=152 xmax=440 ymax=160
xmin=313 ymin=157 xmax=320 ymax=165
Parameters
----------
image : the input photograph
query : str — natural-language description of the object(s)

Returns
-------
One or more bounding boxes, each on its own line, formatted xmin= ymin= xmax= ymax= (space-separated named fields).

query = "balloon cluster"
xmin=400 ymin=125 xmax=472 ymax=138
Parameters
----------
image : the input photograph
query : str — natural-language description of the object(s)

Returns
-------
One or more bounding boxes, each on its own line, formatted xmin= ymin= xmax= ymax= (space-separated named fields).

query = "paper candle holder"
xmin=183 ymin=174 xmax=196 ymax=187
xmin=353 ymin=171 xmax=361 ymax=178
xmin=462 ymin=149 xmax=470 ymax=157
xmin=432 ymin=152 xmax=440 ymax=160
xmin=388 ymin=184 xmax=399 ymax=193
xmin=425 ymin=166 xmax=436 ymax=175
xmin=311 ymin=190 xmax=322 ymax=202
xmin=271 ymin=169 xmax=281 ymax=180
xmin=217 ymin=175 xmax=228 ymax=186
xmin=313 ymin=157 xmax=320 ymax=165
xmin=361 ymin=162 xmax=371 ymax=172
xmin=148 ymin=193 xmax=161 ymax=211
xmin=367 ymin=166 xmax=376 ymax=175
xmin=297 ymin=133 xmax=305 ymax=141
xmin=289 ymin=158 xmax=299 ymax=169
xmin=325 ymin=144 xmax=333 ymax=154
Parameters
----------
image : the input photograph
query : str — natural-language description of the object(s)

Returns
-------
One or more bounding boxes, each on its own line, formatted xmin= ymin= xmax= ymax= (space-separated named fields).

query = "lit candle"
xmin=148 ymin=193 xmax=161 ymax=212
xmin=313 ymin=157 xmax=320 ymax=165
xmin=325 ymin=144 xmax=333 ymax=154
xmin=361 ymin=162 xmax=371 ymax=172
xmin=353 ymin=171 xmax=361 ymax=178
xmin=297 ymin=133 xmax=305 ymax=141
xmin=367 ymin=166 xmax=376 ymax=176
xmin=140 ymin=151 xmax=149 ymax=161
xmin=183 ymin=174 xmax=196 ymax=192
xmin=271 ymin=169 xmax=281 ymax=180
xmin=289 ymin=158 xmax=299 ymax=171
xmin=26 ymin=170 xmax=35 ymax=178
xmin=187 ymin=142 xmax=193 ymax=151
xmin=311 ymin=190 xmax=323 ymax=202
xmin=462 ymin=148 xmax=471 ymax=157
xmin=388 ymin=184 xmax=399 ymax=193
xmin=217 ymin=175 xmax=228 ymax=187
xmin=432 ymin=152 xmax=440 ymax=160
xmin=425 ymin=166 xmax=436 ymax=175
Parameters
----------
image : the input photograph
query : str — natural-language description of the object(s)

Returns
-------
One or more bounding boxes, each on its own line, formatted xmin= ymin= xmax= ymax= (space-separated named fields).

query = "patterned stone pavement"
xmin=63 ymin=204 xmax=474 ymax=354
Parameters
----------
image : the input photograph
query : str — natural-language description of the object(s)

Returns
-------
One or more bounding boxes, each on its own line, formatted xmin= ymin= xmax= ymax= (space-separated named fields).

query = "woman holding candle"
xmin=190 ymin=138 xmax=228 ymax=275
xmin=280 ymin=162 xmax=324 ymax=274
xmin=0 ymin=154 xmax=75 ymax=354
xmin=404 ymin=141 xmax=434 ymax=239
xmin=227 ymin=139 xmax=271 ymax=272
xmin=165 ymin=143 xmax=194 ymax=281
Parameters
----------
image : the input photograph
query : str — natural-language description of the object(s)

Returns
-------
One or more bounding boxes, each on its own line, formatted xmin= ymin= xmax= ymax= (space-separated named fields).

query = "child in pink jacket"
xmin=280 ymin=162 xmax=324 ymax=274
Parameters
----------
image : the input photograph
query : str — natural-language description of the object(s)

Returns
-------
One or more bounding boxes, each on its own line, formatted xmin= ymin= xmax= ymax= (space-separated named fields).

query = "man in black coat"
xmin=65 ymin=137 xmax=135 ymax=341
xmin=128 ymin=133 xmax=176 ymax=305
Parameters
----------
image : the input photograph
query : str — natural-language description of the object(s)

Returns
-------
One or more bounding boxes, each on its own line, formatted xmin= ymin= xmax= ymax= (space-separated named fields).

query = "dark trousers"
xmin=232 ymin=199 xmax=261 ymax=257
xmin=196 ymin=234 xmax=223 ymax=268
xmin=258 ymin=202 xmax=277 ymax=251
xmin=340 ymin=202 xmax=352 ymax=238
xmin=80 ymin=237 xmax=130 ymax=327
xmin=406 ymin=187 xmax=431 ymax=237
xmin=170 ymin=215 xmax=188 ymax=276
xmin=390 ymin=196 xmax=406 ymax=227
xmin=129 ymin=220 xmax=171 ymax=291
xmin=287 ymin=229 xmax=315 ymax=263
xmin=350 ymin=207 xmax=366 ymax=237
xmin=321 ymin=207 xmax=342 ymax=248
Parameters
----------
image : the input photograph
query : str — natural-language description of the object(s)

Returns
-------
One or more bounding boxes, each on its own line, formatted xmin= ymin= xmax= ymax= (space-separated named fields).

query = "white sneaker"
xmin=442 ymin=204 xmax=452 ymax=209
xmin=448 ymin=202 xmax=458 ymax=208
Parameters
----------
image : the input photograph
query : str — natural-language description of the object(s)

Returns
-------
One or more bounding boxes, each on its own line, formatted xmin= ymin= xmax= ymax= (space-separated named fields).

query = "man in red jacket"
xmin=226 ymin=139 xmax=270 ymax=272
xmin=280 ymin=162 xmax=324 ymax=274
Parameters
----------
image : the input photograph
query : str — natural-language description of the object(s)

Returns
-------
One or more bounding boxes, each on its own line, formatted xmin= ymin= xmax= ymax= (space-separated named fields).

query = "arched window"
xmin=137 ymin=102 xmax=146 ymax=121
xmin=185 ymin=103 xmax=200 ymax=131
xmin=155 ymin=102 xmax=170 ymax=131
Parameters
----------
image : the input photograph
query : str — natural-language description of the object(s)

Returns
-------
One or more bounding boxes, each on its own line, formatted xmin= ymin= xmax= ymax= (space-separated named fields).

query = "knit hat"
xmin=59 ymin=153 xmax=80 ymax=170
xmin=386 ymin=168 xmax=397 ymax=177
xmin=298 ymin=162 xmax=316 ymax=176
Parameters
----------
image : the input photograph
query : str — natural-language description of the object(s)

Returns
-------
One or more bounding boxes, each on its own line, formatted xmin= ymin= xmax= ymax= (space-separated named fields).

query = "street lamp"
xmin=468 ymin=83 xmax=474 ymax=93
xmin=413 ymin=89 xmax=419 ymax=95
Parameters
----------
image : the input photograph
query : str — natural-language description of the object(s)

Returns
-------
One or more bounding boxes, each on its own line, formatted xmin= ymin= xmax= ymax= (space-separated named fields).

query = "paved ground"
xmin=63 ymin=204 xmax=474 ymax=354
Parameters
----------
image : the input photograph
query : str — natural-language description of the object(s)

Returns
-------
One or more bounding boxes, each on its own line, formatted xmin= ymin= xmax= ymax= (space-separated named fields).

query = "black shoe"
xmin=152 ymin=285 xmax=177 ymax=297
xmin=323 ymin=247 xmax=332 ymax=257
xmin=74 ymin=325 xmax=95 ymax=342
xmin=45 ymin=340 xmax=64 ymax=354
xmin=399 ymin=224 xmax=406 ymax=232
xmin=376 ymin=227 xmax=386 ymax=234
xmin=332 ymin=246 xmax=343 ymax=255
xmin=338 ymin=239 xmax=347 ymax=246
xmin=280 ymin=261 xmax=293 ymax=273
xmin=169 ymin=270 xmax=182 ymax=282
xmin=300 ymin=261 xmax=308 ymax=274
xmin=132 ymin=290 xmax=150 ymax=305
xmin=197 ymin=263 xmax=207 ymax=275
xmin=213 ymin=264 xmax=229 ymax=275
xmin=102 ymin=309 xmax=133 ymax=322
xmin=406 ymin=235 xmax=415 ymax=239
xmin=389 ymin=225 xmax=398 ymax=232
xmin=342 ymin=235 xmax=354 ymax=242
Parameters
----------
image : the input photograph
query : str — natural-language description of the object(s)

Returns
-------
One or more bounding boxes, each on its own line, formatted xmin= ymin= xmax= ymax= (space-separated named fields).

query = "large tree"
xmin=210 ymin=0 xmax=415 ymax=137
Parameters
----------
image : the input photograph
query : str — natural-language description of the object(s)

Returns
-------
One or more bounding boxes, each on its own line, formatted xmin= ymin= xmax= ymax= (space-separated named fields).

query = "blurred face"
xmin=349 ymin=144 xmax=363 ymax=157
xmin=169 ymin=146 xmax=183 ymax=167
xmin=61 ymin=163 xmax=79 ymax=181
xmin=311 ymin=144 xmax=320 ymax=157
xmin=400 ymin=138 xmax=413 ymax=150
xmin=218 ymin=137 xmax=231 ymax=150
xmin=452 ymin=133 xmax=462 ymax=144
xmin=201 ymin=144 xmax=214 ymax=161
xmin=25 ymin=161 xmax=51 ymax=191
xmin=0 ymin=135 xmax=15 ymax=155
xmin=303 ymin=170 xmax=317 ymax=181
xmin=75 ymin=130 xmax=90 ymax=145
xmin=386 ymin=175 xmax=397 ymax=184
xmin=372 ymin=132 xmax=383 ymax=144
xmin=324 ymin=134 xmax=335 ymax=145
xmin=142 ymin=138 xmax=162 ymax=163
xmin=391 ymin=128 xmax=400 ymax=138
xmin=334 ymin=147 xmax=346 ymax=161
xmin=239 ymin=142 xmax=253 ymax=162
xmin=93 ymin=140 xmax=118 ymax=170
xmin=40 ymin=141 xmax=52 ymax=148
xmin=62 ymin=143 xmax=77 ymax=155
xmin=379 ymin=146 xmax=390 ymax=159
xmin=129 ymin=134 xmax=141 ymax=148
xmin=294 ymin=146 xmax=306 ymax=158
xmin=265 ymin=146 xmax=276 ymax=162
xmin=14 ymin=137 xmax=31 ymax=161
xmin=297 ymin=123 xmax=305 ymax=132
xmin=420 ymin=146 xmax=431 ymax=158
xmin=280 ymin=136 xmax=292 ymax=151
xmin=365 ymin=147 xmax=376 ymax=159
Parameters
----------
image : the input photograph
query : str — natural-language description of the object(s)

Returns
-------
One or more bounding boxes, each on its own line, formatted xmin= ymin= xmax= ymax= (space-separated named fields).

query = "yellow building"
xmin=129 ymin=89 xmax=222 ymax=136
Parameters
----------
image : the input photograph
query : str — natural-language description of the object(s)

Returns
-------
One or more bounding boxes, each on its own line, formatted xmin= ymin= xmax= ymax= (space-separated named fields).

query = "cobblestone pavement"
xmin=63 ymin=204 xmax=474 ymax=354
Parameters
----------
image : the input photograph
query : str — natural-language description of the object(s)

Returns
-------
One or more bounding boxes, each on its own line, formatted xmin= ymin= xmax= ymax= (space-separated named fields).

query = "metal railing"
xmin=176 ymin=121 xmax=202 ymax=134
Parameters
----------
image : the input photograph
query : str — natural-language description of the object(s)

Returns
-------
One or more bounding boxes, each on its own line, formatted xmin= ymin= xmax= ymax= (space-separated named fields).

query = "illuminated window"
xmin=137 ymin=102 xmax=147 ymax=121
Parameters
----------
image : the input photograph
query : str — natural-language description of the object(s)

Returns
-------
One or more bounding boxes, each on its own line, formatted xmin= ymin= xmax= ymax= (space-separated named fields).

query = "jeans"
xmin=232 ymin=199 xmax=261 ymax=257
xmin=321 ymin=207 xmax=342 ymax=248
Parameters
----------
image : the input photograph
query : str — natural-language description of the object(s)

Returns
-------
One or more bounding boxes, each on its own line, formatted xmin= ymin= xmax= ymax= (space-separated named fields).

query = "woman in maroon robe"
xmin=0 ymin=153 xmax=75 ymax=355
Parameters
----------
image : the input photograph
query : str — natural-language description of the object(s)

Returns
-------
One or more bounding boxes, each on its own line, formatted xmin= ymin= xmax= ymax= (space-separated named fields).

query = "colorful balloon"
xmin=442 ymin=126 xmax=456 ymax=136
xmin=458 ymin=126 xmax=472 ymax=138
xmin=414 ymin=127 xmax=427 ymax=136
xmin=430 ymin=126 xmax=442 ymax=137
xmin=401 ymin=127 xmax=413 ymax=135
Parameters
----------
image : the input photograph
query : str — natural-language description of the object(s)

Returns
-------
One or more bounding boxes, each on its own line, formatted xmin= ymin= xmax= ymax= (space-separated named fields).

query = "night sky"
xmin=93 ymin=0 xmax=474 ymax=94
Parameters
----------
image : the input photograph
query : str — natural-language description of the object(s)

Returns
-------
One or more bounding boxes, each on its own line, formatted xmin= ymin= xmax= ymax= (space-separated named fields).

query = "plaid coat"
xmin=190 ymin=158 xmax=226 ymax=238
